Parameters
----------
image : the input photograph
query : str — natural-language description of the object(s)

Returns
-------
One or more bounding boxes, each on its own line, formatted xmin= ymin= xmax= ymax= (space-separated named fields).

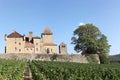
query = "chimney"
xmin=29 ymin=32 xmax=33 ymax=41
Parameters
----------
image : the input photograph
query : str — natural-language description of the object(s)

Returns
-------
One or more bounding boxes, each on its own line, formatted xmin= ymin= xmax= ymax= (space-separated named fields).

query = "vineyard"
xmin=29 ymin=61 xmax=120 ymax=80
xmin=0 ymin=59 xmax=120 ymax=80
xmin=0 ymin=59 xmax=26 ymax=80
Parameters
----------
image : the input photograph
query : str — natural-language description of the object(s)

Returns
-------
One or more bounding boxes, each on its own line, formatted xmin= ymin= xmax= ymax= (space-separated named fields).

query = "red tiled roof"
xmin=24 ymin=42 xmax=34 ymax=48
xmin=7 ymin=31 xmax=23 ymax=38
xmin=44 ymin=43 xmax=57 ymax=46
xmin=42 ymin=27 xmax=53 ymax=35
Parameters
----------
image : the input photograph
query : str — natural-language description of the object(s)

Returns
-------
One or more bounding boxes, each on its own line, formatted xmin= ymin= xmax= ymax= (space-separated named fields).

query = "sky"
xmin=0 ymin=0 xmax=120 ymax=55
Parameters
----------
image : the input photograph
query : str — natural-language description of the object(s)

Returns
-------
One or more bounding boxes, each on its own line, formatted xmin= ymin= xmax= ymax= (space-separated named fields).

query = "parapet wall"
xmin=0 ymin=53 xmax=100 ymax=64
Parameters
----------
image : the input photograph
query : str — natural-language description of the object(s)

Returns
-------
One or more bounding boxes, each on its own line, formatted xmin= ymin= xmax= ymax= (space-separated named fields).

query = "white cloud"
xmin=79 ymin=22 xmax=85 ymax=26
xmin=73 ymin=22 xmax=85 ymax=30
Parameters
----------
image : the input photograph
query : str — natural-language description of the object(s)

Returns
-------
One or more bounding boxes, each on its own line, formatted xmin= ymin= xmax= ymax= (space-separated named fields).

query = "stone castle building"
xmin=5 ymin=27 xmax=67 ymax=54
xmin=59 ymin=42 xmax=67 ymax=54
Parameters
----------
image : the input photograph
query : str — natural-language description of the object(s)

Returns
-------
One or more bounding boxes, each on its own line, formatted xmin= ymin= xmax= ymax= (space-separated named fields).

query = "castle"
xmin=5 ymin=27 xmax=67 ymax=54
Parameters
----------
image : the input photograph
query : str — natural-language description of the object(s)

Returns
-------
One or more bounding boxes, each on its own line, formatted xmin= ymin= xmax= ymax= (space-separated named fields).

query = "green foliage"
xmin=87 ymin=55 xmax=98 ymax=64
xmin=50 ymin=53 xmax=58 ymax=61
xmin=99 ymin=53 xmax=110 ymax=64
xmin=0 ymin=59 xmax=26 ymax=80
xmin=109 ymin=54 xmax=120 ymax=64
xmin=109 ymin=58 xmax=120 ymax=64
xmin=71 ymin=24 xmax=110 ymax=63
xmin=29 ymin=61 xmax=120 ymax=80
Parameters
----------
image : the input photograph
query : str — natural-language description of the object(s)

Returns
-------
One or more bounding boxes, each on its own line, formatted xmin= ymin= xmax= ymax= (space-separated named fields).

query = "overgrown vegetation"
xmin=50 ymin=53 xmax=58 ymax=61
xmin=86 ymin=55 xmax=98 ymax=64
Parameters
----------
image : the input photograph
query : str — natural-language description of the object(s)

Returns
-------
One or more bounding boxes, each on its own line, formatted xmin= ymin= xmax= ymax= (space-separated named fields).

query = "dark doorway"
xmin=47 ymin=48 xmax=50 ymax=54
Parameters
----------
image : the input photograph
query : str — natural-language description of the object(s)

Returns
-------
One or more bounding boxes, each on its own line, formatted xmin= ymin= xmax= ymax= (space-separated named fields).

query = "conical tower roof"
xmin=42 ymin=27 xmax=53 ymax=35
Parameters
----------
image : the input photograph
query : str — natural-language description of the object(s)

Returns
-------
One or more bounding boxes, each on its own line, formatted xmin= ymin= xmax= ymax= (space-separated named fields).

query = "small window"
xmin=47 ymin=48 xmax=50 ymax=54
xmin=51 ymin=49 xmax=52 ymax=52
xmin=36 ymin=43 xmax=38 ymax=45
xmin=15 ymin=42 xmax=17 ymax=44
xmin=26 ymin=48 xmax=29 ymax=50
xmin=62 ymin=45 xmax=65 ymax=47
xmin=19 ymin=42 xmax=21 ymax=45
xmin=36 ymin=48 xmax=38 ymax=51
xmin=31 ymin=48 xmax=32 ymax=50
xmin=15 ymin=47 xmax=17 ymax=51
xmin=19 ymin=49 xmax=21 ymax=52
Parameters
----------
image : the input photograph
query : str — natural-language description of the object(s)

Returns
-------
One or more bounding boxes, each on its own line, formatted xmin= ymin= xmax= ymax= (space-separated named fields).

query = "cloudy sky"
xmin=0 ymin=0 xmax=120 ymax=55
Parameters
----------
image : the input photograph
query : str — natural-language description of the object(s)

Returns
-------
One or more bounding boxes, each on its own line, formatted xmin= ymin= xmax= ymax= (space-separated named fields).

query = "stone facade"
xmin=0 ymin=53 xmax=100 ymax=64
xmin=59 ymin=42 xmax=67 ymax=54
xmin=5 ymin=27 xmax=58 ymax=54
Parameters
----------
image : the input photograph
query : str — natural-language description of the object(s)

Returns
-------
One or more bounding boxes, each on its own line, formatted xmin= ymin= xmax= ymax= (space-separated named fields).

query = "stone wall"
xmin=0 ymin=53 xmax=100 ymax=64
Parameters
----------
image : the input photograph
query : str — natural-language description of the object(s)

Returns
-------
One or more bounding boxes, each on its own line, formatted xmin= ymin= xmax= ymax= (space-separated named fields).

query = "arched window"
xmin=47 ymin=48 xmax=50 ymax=54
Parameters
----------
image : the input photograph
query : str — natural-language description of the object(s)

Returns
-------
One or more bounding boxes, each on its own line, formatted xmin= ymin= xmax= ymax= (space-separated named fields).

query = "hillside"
xmin=109 ymin=54 xmax=120 ymax=58
xmin=109 ymin=54 xmax=120 ymax=64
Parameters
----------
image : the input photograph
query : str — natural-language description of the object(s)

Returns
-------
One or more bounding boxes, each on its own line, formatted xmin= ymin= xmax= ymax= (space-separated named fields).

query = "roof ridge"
xmin=42 ymin=27 xmax=53 ymax=35
xmin=7 ymin=31 xmax=23 ymax=38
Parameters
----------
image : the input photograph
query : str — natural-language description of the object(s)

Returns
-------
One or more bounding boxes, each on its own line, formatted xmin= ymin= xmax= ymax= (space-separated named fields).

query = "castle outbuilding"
xmin=5 ymin=27 xmax=58 ymax=54
xmin=59 ymin=42 xmax=67 ymax=54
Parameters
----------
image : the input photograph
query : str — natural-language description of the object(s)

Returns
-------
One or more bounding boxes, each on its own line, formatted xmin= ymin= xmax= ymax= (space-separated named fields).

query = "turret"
xmin=41 ymin=27 xmax=53 ymax=43
xmin=59 ymin=42 xmax=67 ymax=54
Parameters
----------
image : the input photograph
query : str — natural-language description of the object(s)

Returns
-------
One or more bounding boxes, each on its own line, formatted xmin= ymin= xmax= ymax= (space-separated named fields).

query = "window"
xmin=15 ymin=47 xmax=17 ymax=51
xmin=19 ymin=49 xmax=21 ymax=52
xmin=47 ymin=48 xmax=50 ymax=54
xmin=36 ymin=48 xmax=38 ymax=51
xmin=26 ymin=48 xmax=29 ymax=51
xmin=36 ymin=43 xmax=38 ymax=45
xmin=51 ymin=49 xmax=52 ymax=52
xmin=19 ymin=42 xmax=21 ymax=45
xmin=31 ymin=48 xmax=32 ymax=50
xmin=15 ymin=42 xmax=17 ymax=44
xmin=62 ymin=45 xmax=65 ymax=48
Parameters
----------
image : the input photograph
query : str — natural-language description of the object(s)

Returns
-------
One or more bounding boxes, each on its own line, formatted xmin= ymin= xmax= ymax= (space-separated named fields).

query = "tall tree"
xmin=71 ymin=24 xmax=110 ymax=63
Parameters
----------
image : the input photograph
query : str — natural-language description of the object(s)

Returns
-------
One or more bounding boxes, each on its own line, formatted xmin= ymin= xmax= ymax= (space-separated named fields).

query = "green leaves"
xmin=72 ymin=23 xmax=110 ymax=63
xmin=30 ymin=61 xmax=120 ymax=80
xmin=0 ymin=59 xmax=26 ymax=80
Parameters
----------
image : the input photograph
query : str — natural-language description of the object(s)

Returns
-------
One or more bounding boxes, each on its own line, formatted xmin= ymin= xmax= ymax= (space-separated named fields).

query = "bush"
xmin=50 ymin=54 xmax=58 ymax=61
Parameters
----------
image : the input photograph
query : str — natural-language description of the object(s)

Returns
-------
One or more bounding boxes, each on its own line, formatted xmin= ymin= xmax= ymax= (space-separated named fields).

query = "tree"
xmin=71 ymin=24 xmax=110 ymax=63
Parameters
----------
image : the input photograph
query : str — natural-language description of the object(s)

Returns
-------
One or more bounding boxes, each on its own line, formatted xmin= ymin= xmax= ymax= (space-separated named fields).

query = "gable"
xmin=7 ymin=31 xmax=23 ymax=38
